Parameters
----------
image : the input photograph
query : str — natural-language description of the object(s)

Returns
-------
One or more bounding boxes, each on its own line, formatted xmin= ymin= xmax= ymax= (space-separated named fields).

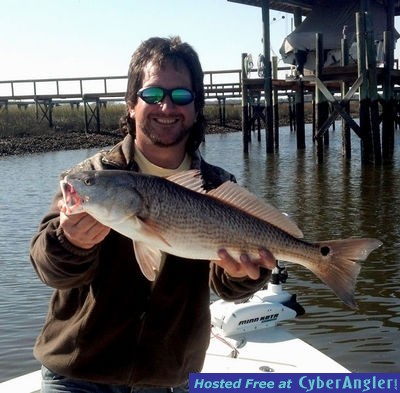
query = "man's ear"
xmin=127 ymin=101 xmax=135 ymax=119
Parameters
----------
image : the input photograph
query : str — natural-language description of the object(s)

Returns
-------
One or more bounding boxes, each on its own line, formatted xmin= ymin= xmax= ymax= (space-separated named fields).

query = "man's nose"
xmin=158 ymin=95 xmax=176 ymax=111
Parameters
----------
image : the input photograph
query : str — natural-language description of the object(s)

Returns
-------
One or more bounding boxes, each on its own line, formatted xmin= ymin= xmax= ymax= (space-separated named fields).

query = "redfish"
xmin=60 ymin=170 xmax=382 ymax=308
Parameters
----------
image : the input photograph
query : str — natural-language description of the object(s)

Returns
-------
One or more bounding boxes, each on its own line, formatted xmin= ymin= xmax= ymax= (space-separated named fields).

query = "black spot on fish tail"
xmin=313 ymin=238 xmax=382 ymax=308
xmin=320 ymin=246 xmax=330 ymax=256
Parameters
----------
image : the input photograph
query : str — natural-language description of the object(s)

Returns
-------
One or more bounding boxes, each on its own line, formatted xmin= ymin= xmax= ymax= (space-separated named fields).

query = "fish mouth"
xmin=60 ymin=178 xmax=84 ymax=214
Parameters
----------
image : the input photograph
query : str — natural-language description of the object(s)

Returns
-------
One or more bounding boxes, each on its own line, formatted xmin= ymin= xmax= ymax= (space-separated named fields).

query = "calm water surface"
xmin=0 ymin=125 xmax=399 ymax=381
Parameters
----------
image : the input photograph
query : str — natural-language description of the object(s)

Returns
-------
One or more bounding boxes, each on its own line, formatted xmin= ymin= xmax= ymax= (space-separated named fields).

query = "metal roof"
xmin=227 ymin=0 xmax=400 ymax=16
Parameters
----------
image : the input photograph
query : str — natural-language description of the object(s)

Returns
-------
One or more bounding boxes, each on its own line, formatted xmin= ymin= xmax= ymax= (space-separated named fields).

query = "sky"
xmin=0 ymin=0 xmax=399 ymax=82
xmin=0 ymin=0 xmax=295 ymax=81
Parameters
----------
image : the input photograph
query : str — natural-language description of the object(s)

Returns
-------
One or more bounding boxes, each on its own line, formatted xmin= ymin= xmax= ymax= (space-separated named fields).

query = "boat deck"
xmin=204 ymin=326 xmax=349 ymax=374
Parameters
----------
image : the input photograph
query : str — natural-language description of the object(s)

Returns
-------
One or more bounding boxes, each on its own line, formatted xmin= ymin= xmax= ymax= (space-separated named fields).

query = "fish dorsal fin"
xmin=133 ymin=241 xmax=162 ymax=281
xmin=166 ymin=170 xmax=206 ymax=193
xmin=208 ymin=181 xmax=303 ymax=238
xmin=167 ymin=170 xmax=303 ymax=238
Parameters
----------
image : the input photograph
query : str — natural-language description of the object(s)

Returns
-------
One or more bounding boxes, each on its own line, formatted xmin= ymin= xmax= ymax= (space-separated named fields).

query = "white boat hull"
xmin=0 ymin=371 xmax=41 ymax=393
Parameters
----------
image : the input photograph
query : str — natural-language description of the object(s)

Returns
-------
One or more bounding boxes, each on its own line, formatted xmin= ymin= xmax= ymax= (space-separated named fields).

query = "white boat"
xmin=204 ymin=265 xmax=349 ymax=374
xmin=0 ymin=266 xmax=348 ymax=393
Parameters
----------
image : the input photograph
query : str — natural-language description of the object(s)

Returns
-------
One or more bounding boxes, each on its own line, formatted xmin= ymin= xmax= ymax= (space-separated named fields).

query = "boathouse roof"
xmin=228 ymin=0 xmax=400 ymax=16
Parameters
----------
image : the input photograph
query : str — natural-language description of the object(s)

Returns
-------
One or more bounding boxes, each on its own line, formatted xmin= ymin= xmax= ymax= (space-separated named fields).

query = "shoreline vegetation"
xmin=0 ymin=102 xmax=308 ymax=157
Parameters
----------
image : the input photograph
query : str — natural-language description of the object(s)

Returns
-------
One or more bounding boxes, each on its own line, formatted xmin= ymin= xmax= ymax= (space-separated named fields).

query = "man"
xmin=30 ymin=36 xmax=275 ymax=393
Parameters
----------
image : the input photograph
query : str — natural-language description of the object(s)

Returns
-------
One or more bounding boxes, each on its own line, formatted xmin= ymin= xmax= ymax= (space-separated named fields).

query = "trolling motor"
xmin=269 ymin=262 xmax=305 ymax=317
xmin=269 ymin=262 xmax=289 ymax=285
xmin=210 ymin=261 xmax=305 ymax=337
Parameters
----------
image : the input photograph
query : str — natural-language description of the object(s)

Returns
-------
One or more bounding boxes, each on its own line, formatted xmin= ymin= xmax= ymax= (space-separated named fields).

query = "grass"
xmin=204 ymin=102 xmax=242 ymax=122
xmin=0 ymin=102 xmax=245 ymax=137
xmin=0 ymin=100 xmax=360 ymax=137
xmin=0 ymin=103 xmax=126 ymax=137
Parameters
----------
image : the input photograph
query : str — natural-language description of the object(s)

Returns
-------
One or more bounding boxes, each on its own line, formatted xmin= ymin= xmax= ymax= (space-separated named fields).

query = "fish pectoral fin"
xmin=207 ymin=181 xmax=304 ymax=238
xmin=166 ymin=170 xmax=206 ymax=193
xmin=132 ymin=218 xmax=171 ymax=281
xmin=133 ymin=241 xmax=162 ymax=281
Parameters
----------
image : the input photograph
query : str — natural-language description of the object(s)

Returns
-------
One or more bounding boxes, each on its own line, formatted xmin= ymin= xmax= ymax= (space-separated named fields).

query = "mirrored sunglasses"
xmin=137 ymin=86 xmax=195 ymax=106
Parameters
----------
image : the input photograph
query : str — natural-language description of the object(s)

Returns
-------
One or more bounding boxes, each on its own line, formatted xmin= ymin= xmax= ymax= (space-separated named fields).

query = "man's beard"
xmin=138 ymin=121 xmax=191 ymax=148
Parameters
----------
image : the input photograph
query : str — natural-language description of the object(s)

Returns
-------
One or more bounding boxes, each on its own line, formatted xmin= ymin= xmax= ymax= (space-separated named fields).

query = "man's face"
xmin=129 ymin=60 xmax=197 ymax=148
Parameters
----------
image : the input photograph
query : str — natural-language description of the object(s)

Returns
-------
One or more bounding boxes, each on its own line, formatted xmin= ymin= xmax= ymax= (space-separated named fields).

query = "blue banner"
xmin=189 ymin=373 xmax=399 ymax=393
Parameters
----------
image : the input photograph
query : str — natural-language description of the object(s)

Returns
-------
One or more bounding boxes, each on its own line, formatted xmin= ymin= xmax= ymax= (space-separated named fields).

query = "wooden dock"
xmin=1 ymin=61 xmax=400 ymax=165
xmin=0 ymin=70 xmax=244 ymax=132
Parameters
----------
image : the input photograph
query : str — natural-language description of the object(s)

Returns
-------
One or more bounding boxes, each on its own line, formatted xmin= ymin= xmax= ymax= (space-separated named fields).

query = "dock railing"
xmin=0 ymin=67 xmax=300 ymax=131
xmin=0 ymin=70 xmax=243 ymax=104
xmin=0 ymin=70 xmax=245 ymax=131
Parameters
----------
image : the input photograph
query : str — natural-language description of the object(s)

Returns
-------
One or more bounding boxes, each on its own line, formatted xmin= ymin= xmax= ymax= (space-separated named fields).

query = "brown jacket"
xmin=30 ymin=134 xmax=270 ymax=387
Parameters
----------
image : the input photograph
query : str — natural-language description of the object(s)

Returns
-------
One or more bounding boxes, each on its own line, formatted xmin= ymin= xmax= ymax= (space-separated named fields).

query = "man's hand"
xmin=58 ymin=200 xmax=110 ymax=249
xmin=213 ymin=248 xmax=276 ymax=280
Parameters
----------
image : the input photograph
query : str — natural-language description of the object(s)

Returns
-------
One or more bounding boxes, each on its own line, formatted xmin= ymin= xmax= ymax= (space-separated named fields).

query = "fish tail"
xmin=312 ymin=238 xmax=382 ymax=308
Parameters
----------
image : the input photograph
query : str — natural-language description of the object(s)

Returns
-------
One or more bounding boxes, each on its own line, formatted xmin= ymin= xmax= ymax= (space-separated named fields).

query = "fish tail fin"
xmin=313 ymin=238 xmax=382 ymax=309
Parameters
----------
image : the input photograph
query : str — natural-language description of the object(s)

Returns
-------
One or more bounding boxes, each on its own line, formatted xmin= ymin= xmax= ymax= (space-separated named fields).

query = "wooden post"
xmin=36 ymin=98 xmax=54 ymax=128
xmin=217 ymin=97 xmax=226 ymax=126
xmin=288 ymin=93 xmax=295 ymax=132
xmin=382 ymin=0 xmax=395 ymax=162
xmin=272 ymin=56 xmax=279 ymax=149
xmin=341 ymin=37 xmax=351 ymax=159
xmin=84 ymin=96 xmax=101 ymax=133
xmin=365 ymin=12 xmax=382 ymax=164
xmin=356 ymin=11 xmax=374 ymax=164
xmin=261 ymin=0 xmax=274 ymax=153
xmin=295 ymin=81 xmax=305 ymax=149
xmin=293 ymin=6 xmax=305 ymax=150
xmin=255 ymin=93 xmax=262 ymax=142
xmin=241 ymin=53 xmax=250 ymax=154
xmin=315 ymin=33 xmax=329 ymax=163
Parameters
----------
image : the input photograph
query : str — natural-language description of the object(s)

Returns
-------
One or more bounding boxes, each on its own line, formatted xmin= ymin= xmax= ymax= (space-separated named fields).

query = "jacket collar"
xmin=101 ymin=133 xmax=203 ymax=172
xmin=101 ymin=134 xmax=138 ymax=171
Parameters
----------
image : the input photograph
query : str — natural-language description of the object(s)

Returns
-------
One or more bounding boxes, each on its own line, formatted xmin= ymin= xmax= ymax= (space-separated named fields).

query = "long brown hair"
xmin=119 ymin=36 xmax=206 ymax=153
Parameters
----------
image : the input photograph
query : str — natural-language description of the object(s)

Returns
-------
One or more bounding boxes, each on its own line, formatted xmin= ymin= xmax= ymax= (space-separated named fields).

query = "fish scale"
xmin=151 ymin=186 xmax=310 ymax=262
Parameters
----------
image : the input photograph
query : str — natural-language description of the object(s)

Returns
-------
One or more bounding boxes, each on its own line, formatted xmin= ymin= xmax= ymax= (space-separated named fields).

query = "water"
xmin=0 ymin=126 xmax=399 ymax=382
xmin=0 ymin=149 xmax=104 ymax=382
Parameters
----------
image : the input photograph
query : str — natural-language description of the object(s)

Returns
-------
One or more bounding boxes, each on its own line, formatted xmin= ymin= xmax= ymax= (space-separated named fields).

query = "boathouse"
xmin=228 ymin=0 xmax=400 ymax=164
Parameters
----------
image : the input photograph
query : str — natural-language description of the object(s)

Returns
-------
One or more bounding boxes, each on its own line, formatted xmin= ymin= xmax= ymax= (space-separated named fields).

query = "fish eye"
xmin=83 ymin=177 xmax=94 ymax=186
